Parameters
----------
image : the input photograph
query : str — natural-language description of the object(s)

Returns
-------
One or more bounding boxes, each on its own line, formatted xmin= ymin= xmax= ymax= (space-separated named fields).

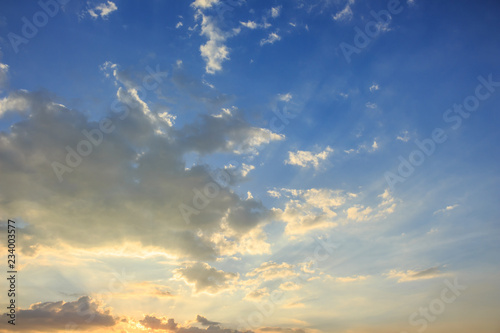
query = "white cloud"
xmin=345 ymin=189 xmax=397 ymax=222
xmin=267 ymin=190 xmax=281 ymax=198
xmin=433 ymin=204 xmax=459 ymax=215
xmin=240 ymin=21 xmax=258 ymax=29
xmin=396 ymin=130 xmax=410 ymax=142
xmin=369 ymin=83 xmax=379 ymax=92
xmin=272 ymin=188 xmax=351 ymax=235
xmin=176 ymin=21 xmax=184 ymax=29
xmin=278 ymin=92 xmax=293 ymax=102
xmin=88 ymin=1 xmax=118 ymax=19
xmin=285 ymin=146 xmax=333 ymax=169
xmin=271 ymin=6 xmax=282 ymax=18
xmin=191 ymin=0 xmax=220 ymax=9
xmin=260 ymin=32 xmax=281 ymax=46
xmin=332 ymin=0 xmax=354 ymax=22
xmin=365 ymin=102 xmax=377 ymax=109
xmin=196 ymin=12 xmax=240 ymax=74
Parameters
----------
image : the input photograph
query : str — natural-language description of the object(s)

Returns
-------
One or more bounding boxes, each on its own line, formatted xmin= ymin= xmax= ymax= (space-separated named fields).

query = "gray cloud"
xmin=174 ymin=262 xmax=238 ymax=294
xmin=0 ymin=72 xmax=280 ymax=260
xmin=8 ymin=296 xmax=116 ymax=331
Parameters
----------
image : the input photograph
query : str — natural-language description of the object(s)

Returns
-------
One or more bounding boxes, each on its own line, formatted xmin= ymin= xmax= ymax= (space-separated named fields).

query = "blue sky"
xmin=0 ymin=1 xmax=500 ymax=333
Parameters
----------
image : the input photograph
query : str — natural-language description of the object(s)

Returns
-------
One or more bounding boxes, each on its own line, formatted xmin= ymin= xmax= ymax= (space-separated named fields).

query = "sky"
xmin=0 ymin=0 xmax=499 ymax=332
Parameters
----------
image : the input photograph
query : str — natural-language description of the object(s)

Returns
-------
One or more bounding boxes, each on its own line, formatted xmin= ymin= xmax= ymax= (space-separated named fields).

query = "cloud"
xmin=246 ymin=261 xmax=297 ymax=281
xmin=173 ymin=262 xmax=239 ymax=294
xmin=332 ymin=275 xmax=369 ymax=283
xmin=87 ymin=1 xmax=118 ymax=19
xmin=191 ymin=0 xmax=220 ymax=9
xmin=0 ymin=67 xmax=282 ymax=260
xmin=278 ymin=93 xmax=292 ymax=102
xmin=396 ymin=130 xmax=410 ymax=142
xmin=257 ymin=328 xmax=306 ymax=333
xmin=271 ymin=6 xmax=282 ymax=18
xmin=0 ymin=62 xmax=8 ymax=90
xmin=177 ymin=107 xmax=284 ymax=155
xmin=140 ymin=315 xmax=178 ymax=330
xmin=272 ymin=188 xmax=350 ymax=235
xmin=285 ymin=146 xmax=333 ymax=169
xmin=10 ymin=296 xmax=116 ymax=330
xmin=386 ymin=266 xmax=446 ymax=282
xmin=241 ymin=21 xmax=258 ymax=29
xmin=139 ymin=314 xmax=250 ymax=333
xmin=279 ymin=281 xmax=301 ymax=290
xmin=332 ymin=0 xmax=354 ymax=21
xmin=369 ymin=83 xmax=379 ymax=92
xmin=345 ymin=189 xmax=396 ymax=222
xmin=365 ymin=102 xmax=377 ymax=109
xmin=195 ymin=9 xmax=240 ymax=74
xmin=196 ymin=315 xmax=219 ymax=326
xmin=267 ymin=190 xmax=281 ymax=198
xmin=244 ymin=288 xmax=270 ymax=301
xmin=176 ymin=21 xmax=184 ymax=29
xmin=260 ymin=32 xmax=281 ymax=46
xmin=433 ymin=204 xmax=459 ymax=215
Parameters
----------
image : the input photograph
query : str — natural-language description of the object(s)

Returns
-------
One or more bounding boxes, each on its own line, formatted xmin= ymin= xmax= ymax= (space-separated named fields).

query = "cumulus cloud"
xmin=191 ymin=0 xmax=220 ymax=9
xmin=87 ymin=1 xmax=118 ymax=19
xmin=0 ymin=64 xmax=282 ymax=261
xmin=173 ymin=262 xmax=239 ymax=294
xmin=196 ymin=315 xmax=219 ymax=326
xmin=10 ymin=297 xmax=116 ymax=330
xmin=194 ymin=8 xmax=240 ymax=74
xmin=140 ymin=315 xmax=178 ymax=330
xmin=369 ymin=83 xmax=379 ymax=92
xmin=345 ymin=189 xmax=396 ymax=222
xmin=386 ymin=266 xmax=446 ymax=282
xmin=241 ymin=21 xmax=258 ymax=29
xmin=272 ymin=188 xmax=396 ymax=235
xmin=285 ymin=146 xmax=333 ymax=169
xmin=272 ymin=188 xmax=349 ymax=235
xmin=260 ymin=32 xmax=281 ymax=46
